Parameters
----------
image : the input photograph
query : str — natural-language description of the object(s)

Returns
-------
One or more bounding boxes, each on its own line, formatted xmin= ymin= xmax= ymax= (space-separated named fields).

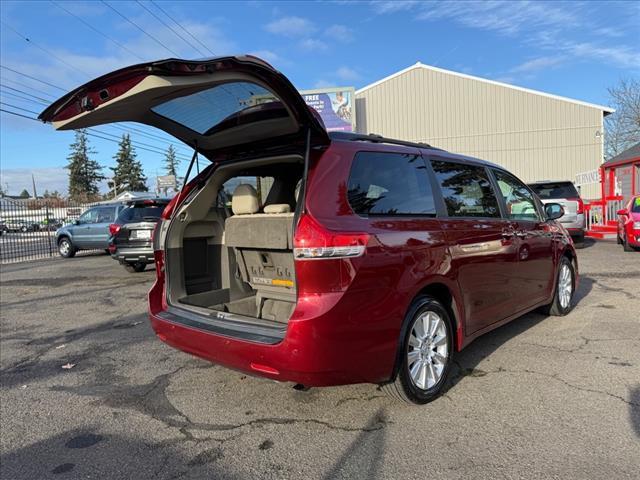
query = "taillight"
xmin=568 ymin=197 xmax=584 ymax=214
xmin=109 ymin=223 xmax=121 ymax=236
xmin=293 ymin=214 xmax=369 ymax=260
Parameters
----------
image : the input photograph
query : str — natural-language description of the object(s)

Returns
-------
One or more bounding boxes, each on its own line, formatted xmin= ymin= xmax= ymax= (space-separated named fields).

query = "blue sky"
xmin=1 ymin=0 xmax=638 ymax=195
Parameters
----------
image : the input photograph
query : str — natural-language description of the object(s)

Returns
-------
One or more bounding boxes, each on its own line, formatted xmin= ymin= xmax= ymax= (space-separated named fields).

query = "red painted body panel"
xmin=617 ymin=196 xmax=640 ymax=247
xmin=148 ymin=138 xmax=577 ymax=387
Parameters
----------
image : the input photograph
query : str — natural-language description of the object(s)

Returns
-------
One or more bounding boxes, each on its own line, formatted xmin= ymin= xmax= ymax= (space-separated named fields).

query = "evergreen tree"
xmin=164 ymin=145 xmax=180 ymax=178
xmin=67 ymin=129 xmax=104 ymax=201
xmin=111 ymin=134 xmax=148 ymax=193
xmin=19 ymin=189 xmax=30 ymax=198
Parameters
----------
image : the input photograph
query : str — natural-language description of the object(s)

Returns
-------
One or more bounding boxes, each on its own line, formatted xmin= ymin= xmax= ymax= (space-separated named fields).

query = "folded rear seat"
xmin=224 ymin=184 xmax=296 ymax=322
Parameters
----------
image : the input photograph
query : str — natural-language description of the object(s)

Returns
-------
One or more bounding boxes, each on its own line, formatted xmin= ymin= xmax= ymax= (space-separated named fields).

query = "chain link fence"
xmin=0 ymin=197 xmax=101 ymax=264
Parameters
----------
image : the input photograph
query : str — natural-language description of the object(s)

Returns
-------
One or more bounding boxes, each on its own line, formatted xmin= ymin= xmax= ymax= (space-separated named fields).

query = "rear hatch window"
xmin=529 ymin=182 xmax=579 ymax=199
xmin=118 ymin=203 xmax=168 ymax=223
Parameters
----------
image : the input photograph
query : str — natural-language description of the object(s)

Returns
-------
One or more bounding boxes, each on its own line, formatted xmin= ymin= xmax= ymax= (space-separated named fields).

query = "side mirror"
xmin=545 ymin=202 xmax=565 ymax=221
xmin=617 ymin=208 xmax=628 ymax=216
xmin=73 ymin=219 xmax=80 ymax=225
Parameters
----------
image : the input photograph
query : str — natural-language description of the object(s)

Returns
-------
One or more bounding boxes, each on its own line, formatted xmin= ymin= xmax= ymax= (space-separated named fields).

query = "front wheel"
xmin=381 ymin=295 xmax=454 ymax=404
xmin=58 ymin=237 xmax=77 ymax=258
xmin=623 ymin=233 xmax=635 ymax=252
xmin=541 ymin=256 xmax=575 ymax=316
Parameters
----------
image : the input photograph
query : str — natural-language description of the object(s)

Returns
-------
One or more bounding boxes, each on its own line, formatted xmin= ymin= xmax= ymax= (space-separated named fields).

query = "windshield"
xmin=151 ymin=81 xmax=283 ymax=135
xmin=118 ymin=204 xmax=168 ymax=223
xmin=529 ymin=182 xmax=579 ymax=199
xmin=632 ymin=197 xmax=640 ymax=213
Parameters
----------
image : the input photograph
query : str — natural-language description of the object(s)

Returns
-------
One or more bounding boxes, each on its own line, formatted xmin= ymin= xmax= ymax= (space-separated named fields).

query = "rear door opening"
xmin=164 ymin=155 xmax=304 ymax=326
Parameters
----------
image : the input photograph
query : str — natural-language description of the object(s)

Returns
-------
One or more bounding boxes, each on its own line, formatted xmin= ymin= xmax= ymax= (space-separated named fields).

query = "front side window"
xmin=493 ymin=170 xmax=541 ymax=221
xmin=431 ymin=160 xmax=500 ymax=218
xmin=347 ymin=152 xmax=436 ymax=216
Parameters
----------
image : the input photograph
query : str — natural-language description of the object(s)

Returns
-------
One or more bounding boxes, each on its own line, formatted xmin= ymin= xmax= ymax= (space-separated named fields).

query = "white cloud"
xmin=336 ymin=66 xmax=361 ymax=81
xmin=313 ymin=79 xmax=334 ymax=89
xmin=265 ymin=16 xmax=316 ymax=37
xmin=373 ymin=0 xmax=639 ymax=72
xmin=299 ymin=38 xmax=328 ymax=52
xmin=325 ymin=24 xmax=354 ymax=43
xmin=249 ymin=49 xmax=290 ymax=68
xmin=371 ymin=1 xmax=420 ymax=14
xmin=510 ymin=56 xmax=565 ymax=74
xmin=0 ymin=168 xmax=69 ymax=196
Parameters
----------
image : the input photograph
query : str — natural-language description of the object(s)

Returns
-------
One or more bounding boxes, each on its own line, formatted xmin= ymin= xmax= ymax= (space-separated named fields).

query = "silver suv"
xmin=528 ymin=180 xmax=585 ymax=247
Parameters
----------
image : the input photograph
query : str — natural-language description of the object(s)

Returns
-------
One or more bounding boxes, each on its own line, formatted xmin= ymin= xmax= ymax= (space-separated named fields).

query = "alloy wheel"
xmin=407 ymin=311 xmax=449 ymax=390
xmin=558 ymin=263 xmax=572 ymax=309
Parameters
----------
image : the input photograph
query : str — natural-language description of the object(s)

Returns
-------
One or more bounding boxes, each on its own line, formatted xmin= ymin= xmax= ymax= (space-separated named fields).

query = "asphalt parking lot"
xmin=1 ymin=241 xmax=638 ymax=479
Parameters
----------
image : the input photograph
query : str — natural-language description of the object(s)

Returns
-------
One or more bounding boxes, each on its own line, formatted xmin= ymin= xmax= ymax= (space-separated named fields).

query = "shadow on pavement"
xmin=0 ymin=428 xmax=239 ymax=480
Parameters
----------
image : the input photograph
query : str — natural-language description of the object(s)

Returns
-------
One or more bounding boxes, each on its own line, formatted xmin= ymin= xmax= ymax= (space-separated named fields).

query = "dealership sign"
xmin=575 ymin=169 xmax=601 ymax=186
xmin=300 ymin=87 xmax=355 ymax=132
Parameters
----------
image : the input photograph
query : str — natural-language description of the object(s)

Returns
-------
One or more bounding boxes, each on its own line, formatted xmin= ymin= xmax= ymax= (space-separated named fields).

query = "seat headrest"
xmin=264 ymin=204 xmax=291 ymax=214
xmin=232 ymin=184 xmax=259 ymax=215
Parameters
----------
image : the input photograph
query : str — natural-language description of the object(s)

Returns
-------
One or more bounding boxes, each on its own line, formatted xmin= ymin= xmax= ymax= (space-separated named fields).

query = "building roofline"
xmin=355 ymin=62 xmax=615 ymax=114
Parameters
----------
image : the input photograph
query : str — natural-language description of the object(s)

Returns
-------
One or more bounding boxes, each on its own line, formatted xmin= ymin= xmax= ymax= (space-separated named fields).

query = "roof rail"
xmin=329 ymin=131 xmax=440 ymax=150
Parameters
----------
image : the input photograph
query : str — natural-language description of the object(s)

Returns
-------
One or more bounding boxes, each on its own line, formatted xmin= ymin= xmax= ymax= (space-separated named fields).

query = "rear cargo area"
xmin=164 ymin=155 xmax=303 ymax=325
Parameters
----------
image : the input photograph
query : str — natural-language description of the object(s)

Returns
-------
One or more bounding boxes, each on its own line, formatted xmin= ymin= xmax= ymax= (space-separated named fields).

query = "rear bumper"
xmin=147 ymin=280 xmax=396 ymax=387
xmin=112 ymin=246 xmax=155 ymax=264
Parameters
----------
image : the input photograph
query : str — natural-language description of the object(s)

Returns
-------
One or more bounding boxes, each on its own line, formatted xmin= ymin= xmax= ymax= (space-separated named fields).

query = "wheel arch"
xmin=387 ymin=280 xmax=463 ymax=383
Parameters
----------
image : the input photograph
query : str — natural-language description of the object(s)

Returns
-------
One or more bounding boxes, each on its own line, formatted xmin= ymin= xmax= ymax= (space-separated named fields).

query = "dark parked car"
xmin=5 ymin=218 xmax=40 ymax=233
xmin=108 ymin=198 xmax=171 ymax=272
xmin=55 ymin=203 xmax=127 ymax=257
xmin=40 ymin=56 xmax=578 ymax=404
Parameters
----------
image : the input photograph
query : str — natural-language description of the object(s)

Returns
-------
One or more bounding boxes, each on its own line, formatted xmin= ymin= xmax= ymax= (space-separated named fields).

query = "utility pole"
xmin=31 ymin=173 xmax=38 ymax=199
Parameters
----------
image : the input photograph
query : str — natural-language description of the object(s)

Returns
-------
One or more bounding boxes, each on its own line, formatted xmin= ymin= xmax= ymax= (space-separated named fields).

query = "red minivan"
xmin=40 ymin=56 xmax=577 ymax=403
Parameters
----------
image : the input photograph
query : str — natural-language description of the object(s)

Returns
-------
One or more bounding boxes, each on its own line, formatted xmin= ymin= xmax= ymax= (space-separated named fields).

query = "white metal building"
xmin=354 ymin=63 xmax=613 ymax=199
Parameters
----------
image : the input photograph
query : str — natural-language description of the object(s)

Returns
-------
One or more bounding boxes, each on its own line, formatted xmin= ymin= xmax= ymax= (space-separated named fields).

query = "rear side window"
xmin=529 ymin=182 xmax=579 ymax=199
xmin=96 ymin=207 xmax=116 ymax=223
xmin=347 ymin=152 xmax=436 ymax=216
xmin=431 ymin=160 xmax=500 ymax=218
xmin=118 ymin=204 xmax=168 ymax=223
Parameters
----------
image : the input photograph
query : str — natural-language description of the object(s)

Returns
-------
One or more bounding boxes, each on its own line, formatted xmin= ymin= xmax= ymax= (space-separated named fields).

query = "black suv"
xmin=108 ymin=198 xmax=170 ymax=272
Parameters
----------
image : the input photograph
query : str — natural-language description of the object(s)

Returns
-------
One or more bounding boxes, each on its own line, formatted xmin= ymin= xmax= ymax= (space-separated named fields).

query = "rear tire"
xmin=125 ymin=262 xmax=146 ymax=273
xmin=58 ymin=237 xmax=76 ymax=258
xmin=573 ymin=233 xmax=585 ymax=249
xmin=381 ymin=295 xmax=454 ymax=404
xmin=541 ymin=256 xmax=575 ymax=316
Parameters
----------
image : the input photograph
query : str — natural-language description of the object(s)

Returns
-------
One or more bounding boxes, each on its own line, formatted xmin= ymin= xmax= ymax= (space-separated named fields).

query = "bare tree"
xmin=605 ymin=78 xmax=640 ymax=159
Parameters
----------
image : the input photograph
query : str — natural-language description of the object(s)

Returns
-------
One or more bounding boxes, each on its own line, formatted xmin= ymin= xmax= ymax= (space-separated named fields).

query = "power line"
xmin=0 ymin=67 xmax=191 ymax=151
xmin=0 ymin=108 xmax=190 ymax=160
xmin=0 ymin=89 xmax=49 ymax=106
xmin=0 ymin=84 xmax=51 ymax=103
xmin=135 ymin=0 xmax=206 ymax=57
xmin=150 ymin=0 xmax=215 ymax=56
xmin=101 ymin=0 xmax=180 ymax=57
xmin=0 ymin=76 xmax=58 ymax=98
xmin=50 ymin=0 xmax=145 ymax=62
xmin=0 ymin=65 xmax=66 ymax=91
xmin=0 ymin=21 xmax=89 ymax=77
